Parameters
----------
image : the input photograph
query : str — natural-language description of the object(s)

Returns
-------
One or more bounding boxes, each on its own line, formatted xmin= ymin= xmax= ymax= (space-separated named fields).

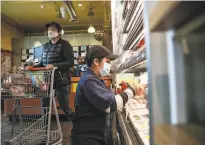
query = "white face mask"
xmin=48 ymin=30 xmax=58 ymax=39
xmin=100 ymin=62 xmax=111 ymax=77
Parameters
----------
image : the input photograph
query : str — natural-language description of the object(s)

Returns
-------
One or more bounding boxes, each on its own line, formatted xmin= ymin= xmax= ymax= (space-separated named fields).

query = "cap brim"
xmin=107 ymin=54 xmax=119 ymax=60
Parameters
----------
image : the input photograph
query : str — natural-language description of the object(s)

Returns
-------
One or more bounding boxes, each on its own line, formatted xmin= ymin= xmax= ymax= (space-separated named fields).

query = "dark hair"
xmin=87 ymin=57 xmax=103 ymax=67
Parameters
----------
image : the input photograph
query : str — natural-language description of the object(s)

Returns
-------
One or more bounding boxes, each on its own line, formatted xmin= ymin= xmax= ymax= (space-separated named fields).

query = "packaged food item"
xmin=131 ymin=115 xmax=143 ymax=122
xmin=137 ymin=99 xmax=148 ymax=105
xmin=2 ymin=76 xmax=12 ymax=89
xmin=129 ymin=108 xmax=149 ymax=116
xmin=141 ymin=114 xmax=149 ymax=122
xmin=134 ymin=121 xmax=149 ymax=131
xmin=26 ymin=74 xmax=48 ymax=91
xmin=138 ymin=131 xmax=150 ymax=145
xmin=134 ymin=115 xmax=141 ymax=120
xmin=10 ymin=85 xmax=25 ymax=96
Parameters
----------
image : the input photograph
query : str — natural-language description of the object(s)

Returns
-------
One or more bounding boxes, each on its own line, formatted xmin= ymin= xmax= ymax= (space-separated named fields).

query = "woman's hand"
xmin=46 ymin=64 xmax=54 ymax=69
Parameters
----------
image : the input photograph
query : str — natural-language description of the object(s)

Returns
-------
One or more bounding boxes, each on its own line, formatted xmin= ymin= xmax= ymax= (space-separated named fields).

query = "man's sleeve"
xmin=53 ymin=41 xmax=74 ymax=69
xmin=83 ymin=77 xmax=115 ymax=112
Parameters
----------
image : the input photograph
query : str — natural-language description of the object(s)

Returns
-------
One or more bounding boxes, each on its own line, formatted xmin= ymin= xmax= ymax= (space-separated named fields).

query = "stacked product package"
xmin=125 ymin=72 xmax=149 ymax=145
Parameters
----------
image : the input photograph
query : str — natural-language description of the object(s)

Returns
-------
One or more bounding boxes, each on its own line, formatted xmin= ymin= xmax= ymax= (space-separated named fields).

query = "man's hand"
xmin=46 ymin=64 xmax=54 ymax=69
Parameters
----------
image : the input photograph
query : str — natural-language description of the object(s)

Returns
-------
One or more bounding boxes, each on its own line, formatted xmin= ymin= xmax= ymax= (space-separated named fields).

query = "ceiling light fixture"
xmin=60 ymin=7 xmax=66 ymax=19
xmin=88 ymin=25 xmax=95 ymax=33
xmin=78 ymin=3 xmax=82 ymax=7
xmin=40 ymin=2 xmax=45 ymax=9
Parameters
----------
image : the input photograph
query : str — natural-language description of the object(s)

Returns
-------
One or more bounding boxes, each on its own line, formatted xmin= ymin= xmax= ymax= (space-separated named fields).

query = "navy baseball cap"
xmin=45 ymin=22 xmax=62 ymax=32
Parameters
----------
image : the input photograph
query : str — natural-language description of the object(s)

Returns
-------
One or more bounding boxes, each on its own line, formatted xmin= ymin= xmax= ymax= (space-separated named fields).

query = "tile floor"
xmin=1 ymin=114 xmax=72 ymax=145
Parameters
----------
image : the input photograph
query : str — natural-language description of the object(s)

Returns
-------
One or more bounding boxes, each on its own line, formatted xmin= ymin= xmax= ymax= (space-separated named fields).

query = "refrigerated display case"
xmin=111 ymin=1 xmax=148 ymax=145
xmin=112 ymin=1 xmax=205 ymax=145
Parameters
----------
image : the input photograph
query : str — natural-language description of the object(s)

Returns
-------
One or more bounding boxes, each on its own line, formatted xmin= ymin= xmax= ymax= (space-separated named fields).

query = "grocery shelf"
xmin=122 ymin=60 xmax=147 ymax=73
xmin=117 ymin=111 xmax=144 ymax=145
xmin=128 ymin=115 xmax=148 ymax=145
xmin=149 ymin=1 xmax=205 ymax=31
xmin=124 ymin=29 xmax=144 ymax=50
xmin=122 ymin=1 xmax=138 ymax=33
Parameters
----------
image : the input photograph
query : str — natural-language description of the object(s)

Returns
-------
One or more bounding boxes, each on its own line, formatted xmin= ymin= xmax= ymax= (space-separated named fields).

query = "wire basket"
xmin=1 ymin=106 xmax=61 ymax=145
xmin=1 ymin=70 xmax=52 ymax=99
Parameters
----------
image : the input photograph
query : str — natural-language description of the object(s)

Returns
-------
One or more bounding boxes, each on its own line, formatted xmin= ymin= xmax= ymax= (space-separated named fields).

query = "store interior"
xmin=1 ymin=1 xmax=205 ymax=145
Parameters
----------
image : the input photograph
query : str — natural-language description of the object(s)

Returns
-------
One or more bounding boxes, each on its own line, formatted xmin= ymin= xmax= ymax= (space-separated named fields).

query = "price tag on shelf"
xmin=142 ymin=52 xmax=144 ymax=58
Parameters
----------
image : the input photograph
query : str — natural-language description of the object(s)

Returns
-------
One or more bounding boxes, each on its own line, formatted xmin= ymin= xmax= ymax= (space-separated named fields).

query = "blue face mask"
xmin=100 ymin=62 xmax=111 ymax=77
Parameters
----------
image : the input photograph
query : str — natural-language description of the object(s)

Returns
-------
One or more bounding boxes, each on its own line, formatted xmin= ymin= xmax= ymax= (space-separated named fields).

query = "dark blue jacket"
xmin=72 ymin=69 xmax=118 ymax=145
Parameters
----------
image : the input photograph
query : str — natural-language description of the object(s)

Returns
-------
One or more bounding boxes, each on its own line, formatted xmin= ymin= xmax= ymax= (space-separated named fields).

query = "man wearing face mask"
xmin=71 ymin=45 xmax=137 ymax=145
xmin=34 ymin=22 xmax=75 ymax=121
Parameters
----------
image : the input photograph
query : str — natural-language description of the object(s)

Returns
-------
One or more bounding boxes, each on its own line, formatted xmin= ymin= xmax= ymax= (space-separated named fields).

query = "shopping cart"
xmin=1 ymin=67 xmax=63 ymax=145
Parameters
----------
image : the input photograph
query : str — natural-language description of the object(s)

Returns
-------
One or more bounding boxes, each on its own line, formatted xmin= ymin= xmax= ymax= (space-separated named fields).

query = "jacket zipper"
xmin=46 ymin=46 xmax=51 ymax=66
xmin=59 ymin=71 xmax=64 ymax=80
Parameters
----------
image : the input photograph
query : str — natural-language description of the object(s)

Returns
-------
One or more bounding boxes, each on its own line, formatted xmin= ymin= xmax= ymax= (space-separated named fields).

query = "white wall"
xmin=12 ymin=34 xmax=102 ymax=66
xmin=21 ymin=33 xmax=102 ymax=48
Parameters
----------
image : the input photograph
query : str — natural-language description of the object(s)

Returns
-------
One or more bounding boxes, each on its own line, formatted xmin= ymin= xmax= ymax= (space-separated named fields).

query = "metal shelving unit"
xmin=111 ymin=0 xmax=148 ymax=145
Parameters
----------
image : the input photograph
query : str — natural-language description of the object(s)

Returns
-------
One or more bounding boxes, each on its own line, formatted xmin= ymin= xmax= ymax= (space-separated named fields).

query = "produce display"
xmin=122 ymin=72 xmax=150 ymax=145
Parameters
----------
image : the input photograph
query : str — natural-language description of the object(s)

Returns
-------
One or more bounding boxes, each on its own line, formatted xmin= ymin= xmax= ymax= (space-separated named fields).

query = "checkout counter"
xmin=4 ymin=76 xmax=112 ymax=115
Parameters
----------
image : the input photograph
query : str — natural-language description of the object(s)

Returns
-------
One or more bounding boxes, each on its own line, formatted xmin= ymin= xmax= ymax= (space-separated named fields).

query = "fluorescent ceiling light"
xmin=40 ymin=2 xmax=45 ymax=9
xmin=60 ymin=7 xmax=66 ymax=19
xmin=78 ymin=3 xmax=82 ymax=7
xmin=88 ymin=26 xmax=95 ymax=33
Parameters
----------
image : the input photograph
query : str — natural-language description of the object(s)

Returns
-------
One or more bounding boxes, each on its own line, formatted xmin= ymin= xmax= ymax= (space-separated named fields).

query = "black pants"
xmin=71 ymin=135 xmax=106 ymax=145
xmin=41 ymin=85 xmax=73 ymax=118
